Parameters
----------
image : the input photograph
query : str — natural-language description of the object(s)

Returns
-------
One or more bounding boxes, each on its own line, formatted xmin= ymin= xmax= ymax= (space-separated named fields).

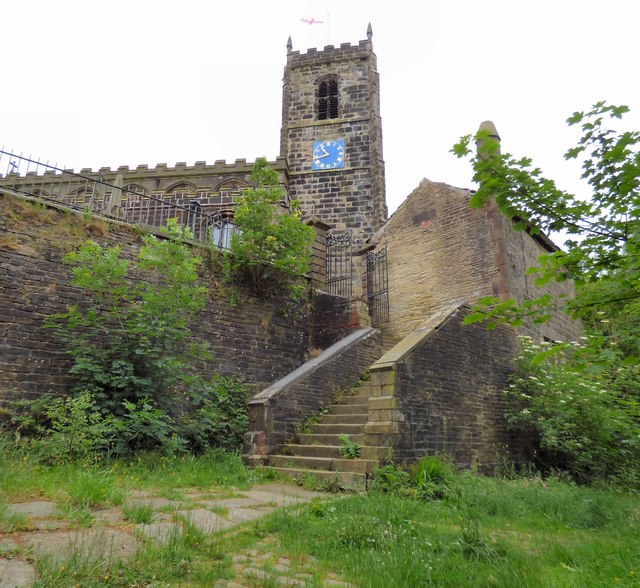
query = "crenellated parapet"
xmin=1 ymin=157 xmax=291 ymax=211
xmin=286 ymin=39 xmax=376 ymax=69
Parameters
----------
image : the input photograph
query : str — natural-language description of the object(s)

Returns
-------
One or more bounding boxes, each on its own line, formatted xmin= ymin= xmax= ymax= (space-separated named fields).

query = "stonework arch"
xmin=216 ymin=178 xmax=250 ymax=192
xmin=165 ymin=182 xmax=198 ymax=197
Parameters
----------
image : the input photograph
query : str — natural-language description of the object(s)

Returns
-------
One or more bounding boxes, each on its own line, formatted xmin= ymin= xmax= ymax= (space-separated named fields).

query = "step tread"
xmin=310 ymin=424 xmax=364 ymax=433
xmin=297 ymin=433 xmax=365 ymax=445
xmin=267 ymin=467 xmax=368 ymax=491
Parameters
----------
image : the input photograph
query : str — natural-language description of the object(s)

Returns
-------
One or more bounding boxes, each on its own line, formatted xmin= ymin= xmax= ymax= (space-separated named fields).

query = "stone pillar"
xmin=104 ymin=173 xmax=124 ymax=217
xmin=306 ymin=217 xmax=331 ymax=290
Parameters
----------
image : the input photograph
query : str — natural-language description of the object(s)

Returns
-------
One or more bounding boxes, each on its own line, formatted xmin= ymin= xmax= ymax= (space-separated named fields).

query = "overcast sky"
xmin=2 ymin=0 xmax=638 ymax=216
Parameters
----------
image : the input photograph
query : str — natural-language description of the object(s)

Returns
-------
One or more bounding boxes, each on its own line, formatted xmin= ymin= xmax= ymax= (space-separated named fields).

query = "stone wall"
xmin=370 ymin=179 xmax=501 ymax=345
xmin=370 ymin=178 xmax=580 ymax=346
xmin=0 ymin=194 xmax=341 ymax=410
xmin=366 ymin=304 xmax=518 ymax=469
xmin=244 ymin=328 xmax=382 ymax=462
xmin=501 ymin=221 xmax=581 ymax=342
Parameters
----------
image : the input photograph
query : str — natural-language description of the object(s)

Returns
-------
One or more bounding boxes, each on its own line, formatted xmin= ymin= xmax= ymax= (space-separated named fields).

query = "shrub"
xmin=9 ymin=392 xmax=113 ymax=463
xmin=506 ymin=336 xmax=640 ymax=484
xmin=25 ymin=220 xmax=250 ymax=457
xmin=222 ymin=158 xmax=316 ymax=300
xmin=412 ymin=455 xmax=455 ymax=500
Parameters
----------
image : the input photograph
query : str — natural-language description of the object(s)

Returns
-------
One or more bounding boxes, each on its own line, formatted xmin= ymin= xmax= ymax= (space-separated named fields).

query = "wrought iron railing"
xmin=326 ymin=230 xmax=353 ymax=298
xmin=366 ymin=245 xmax=389 ymax=325
xmin=0 ymin=148 xmax=239 ymax=249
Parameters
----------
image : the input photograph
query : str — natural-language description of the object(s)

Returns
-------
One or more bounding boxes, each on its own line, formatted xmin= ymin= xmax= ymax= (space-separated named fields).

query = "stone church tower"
xmin=280 ymin=24 xmax=388 ymax=244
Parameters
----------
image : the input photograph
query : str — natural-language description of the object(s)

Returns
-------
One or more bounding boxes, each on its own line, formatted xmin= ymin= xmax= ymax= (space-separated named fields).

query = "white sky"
xmin=2 ymin=0 xmax=638 ymax=216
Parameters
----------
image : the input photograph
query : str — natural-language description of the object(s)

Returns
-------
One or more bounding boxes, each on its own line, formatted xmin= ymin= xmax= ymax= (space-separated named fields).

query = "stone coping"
xmin=371 ymin=302 xmax=466 ymax=370
xmin=249 ymin=327 xmax=378 ymax=404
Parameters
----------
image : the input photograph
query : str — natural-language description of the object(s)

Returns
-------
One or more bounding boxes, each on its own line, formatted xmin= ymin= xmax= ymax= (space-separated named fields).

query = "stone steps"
xmin=329 ymin=403 xmax=368 ymax=415
xmin=280 ymin=443 xmax=389 ymax=461
xmin=266 ymin=379 xmax=391 ymax=489
xmin=320 ymin=413 xmax=368 ymax=425
xmin=267 ymin=467 xmax=368 ymax=491
xmin=269 ymin=455 xmax=377 ymax=474
xmin=296 ymin=433 xmax=366 ymax=446
xmin=308 ymin=423 xmax=364 ymax=435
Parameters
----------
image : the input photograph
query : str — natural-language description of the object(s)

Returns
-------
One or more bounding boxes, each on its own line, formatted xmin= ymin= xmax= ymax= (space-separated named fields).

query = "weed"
xmin=122 ymin=503 xmax=156 ymax=524
xmin=339 ymin=435 xmax=362 ymax=459
xmin=65 ymin=469 xmax=122 ymax=508
xmin=412 ymin=454 xmax=454 ymax=500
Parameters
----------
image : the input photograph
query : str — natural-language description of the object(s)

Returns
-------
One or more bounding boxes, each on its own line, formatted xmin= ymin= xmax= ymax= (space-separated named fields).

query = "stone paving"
xmin=0 ymin=483 xmax=355 ymax=588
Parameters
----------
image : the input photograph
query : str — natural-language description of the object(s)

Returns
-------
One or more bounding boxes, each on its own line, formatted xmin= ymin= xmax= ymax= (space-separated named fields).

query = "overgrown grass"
xmin=247 ymin=471 xmax=640 ymax=587
xmin=2 ymin=436 xmax=638 ymax=587
xmin=0 ymin=437 xmax=266 ymax=504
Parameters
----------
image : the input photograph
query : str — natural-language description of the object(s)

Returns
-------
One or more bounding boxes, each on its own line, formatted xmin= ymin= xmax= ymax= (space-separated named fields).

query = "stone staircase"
xmin=266 ymin=383 xmax=391 ymax=490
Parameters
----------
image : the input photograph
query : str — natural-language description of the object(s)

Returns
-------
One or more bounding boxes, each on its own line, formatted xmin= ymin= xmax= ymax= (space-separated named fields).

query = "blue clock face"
xmin=312 ymin=139 xmax=345 ymax=170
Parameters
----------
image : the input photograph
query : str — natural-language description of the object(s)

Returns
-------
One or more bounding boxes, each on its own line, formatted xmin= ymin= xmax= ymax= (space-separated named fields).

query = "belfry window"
xmin=317 ymin=78 xmax=339 ymax=120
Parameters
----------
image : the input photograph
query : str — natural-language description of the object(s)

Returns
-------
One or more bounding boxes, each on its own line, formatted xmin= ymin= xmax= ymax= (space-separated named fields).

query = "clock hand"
xmin=315 ymin=152 xmax=331 ymax=158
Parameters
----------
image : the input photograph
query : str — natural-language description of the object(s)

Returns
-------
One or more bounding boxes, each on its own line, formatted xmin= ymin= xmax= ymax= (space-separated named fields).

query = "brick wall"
xmin=0 ymin=194 xmax=342 ymax=410
xmin=366 ymin=305 xmax=519 ymax=470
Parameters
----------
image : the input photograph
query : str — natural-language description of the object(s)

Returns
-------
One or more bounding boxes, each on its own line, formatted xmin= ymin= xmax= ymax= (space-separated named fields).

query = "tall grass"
xmin=249 ymin=474 xmax=640 ymax=587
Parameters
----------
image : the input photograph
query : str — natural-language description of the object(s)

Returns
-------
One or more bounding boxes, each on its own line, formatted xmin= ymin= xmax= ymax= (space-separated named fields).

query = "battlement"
xmin=287 ymin=39 xmax=373 ymax=66
xmin=2 ymin=156 xmax=288 ymax=181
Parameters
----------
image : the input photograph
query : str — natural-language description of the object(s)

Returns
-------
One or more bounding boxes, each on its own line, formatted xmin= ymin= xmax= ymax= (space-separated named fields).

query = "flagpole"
xmin=327 ymin=13 xmax=330 ymax=45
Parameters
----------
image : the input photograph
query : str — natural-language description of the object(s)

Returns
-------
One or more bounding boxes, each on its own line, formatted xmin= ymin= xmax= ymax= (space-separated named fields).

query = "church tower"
xmin=280 ymin=24 xmax=387 ymax=244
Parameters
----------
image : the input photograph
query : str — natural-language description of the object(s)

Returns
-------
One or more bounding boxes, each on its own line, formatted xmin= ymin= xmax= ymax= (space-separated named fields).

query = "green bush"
xmin=412 ymin=455 xmax=455 ymax=500
xmin=222 ymin=158 xmax=316 ymax=300
xmin=9 ymin=392 xmax=112 ymax=463
xmin=12 ymin=220 xmax=252 ymax=458
xmin=506 ymin=336 xmax=640 ymax=484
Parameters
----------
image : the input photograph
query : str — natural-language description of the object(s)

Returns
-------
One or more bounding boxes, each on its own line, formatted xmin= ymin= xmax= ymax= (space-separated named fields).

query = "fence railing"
xmin=0 ymin=148 xmax=239 ymax=249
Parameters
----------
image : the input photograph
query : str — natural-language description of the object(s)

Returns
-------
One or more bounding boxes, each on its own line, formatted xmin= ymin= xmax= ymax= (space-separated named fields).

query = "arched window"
xmin=317 ymin=77 xmax=339 ymax=120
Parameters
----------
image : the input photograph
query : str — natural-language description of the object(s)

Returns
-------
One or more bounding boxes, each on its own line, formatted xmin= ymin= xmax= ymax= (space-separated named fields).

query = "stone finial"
xmin=367 ymin=23 xmax=373 ymax=41
xmin=287 ymin=36 xmax=293 ymax=54
xmin=477 ymin=120 xmax=501 ymax=156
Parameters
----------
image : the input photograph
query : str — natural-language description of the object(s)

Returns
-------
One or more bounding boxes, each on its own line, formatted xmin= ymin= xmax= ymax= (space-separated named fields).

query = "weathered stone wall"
xmin=501 ymin=222 xmax=581 ymax=342
xmin=366 ymin=305 xmax=519 ymax=469
xmin=0 ymin=194 xmax=342 ymax=410
xmin=370 ymin=179 xmax=501 ymax=345
xmin=281 ymin=38 xmax=387 ymax=244
xmin=244 ymin=328 xmax=382 ymax=462
xmin=370 ymin=179 xmax=580 ymax=346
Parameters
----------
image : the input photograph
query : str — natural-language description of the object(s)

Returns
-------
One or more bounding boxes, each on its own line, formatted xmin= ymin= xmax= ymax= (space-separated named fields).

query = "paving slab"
xmin=124 ymin=497 xmax=183 ymax=509
xmin=6 ymin=502 xmax=60 ymax=518
xmin=249 ymin=484 xmax=326 ymax=500
xmin=0 ymin=539 xmax=20 ymax=554
xmin=176 ymin=509 xmax=235 ymax=533
xmin=241 ymin=491 xmax=306 ymax=507
xmin=228 ymin=507 xmax=276 ymax=523
xmin=92 ymin=508 xmax=127 ymax=525
xmin=0 ymin=558 xmax=37 ymax=587
xmin=197 ymin=497 xmax=263 ymax=509
xmin=23 ymin=528 xmax=138 ymax=563
xmin=135 ymin=522 xmax=182 ymax=544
